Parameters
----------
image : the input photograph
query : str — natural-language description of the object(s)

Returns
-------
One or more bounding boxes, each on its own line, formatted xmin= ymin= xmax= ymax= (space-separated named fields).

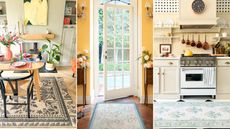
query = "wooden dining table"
xmin=0 ymin=61 xmax=44 ymax=101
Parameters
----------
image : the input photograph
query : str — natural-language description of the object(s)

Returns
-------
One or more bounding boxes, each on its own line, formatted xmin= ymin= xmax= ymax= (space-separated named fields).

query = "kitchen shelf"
xmin=65 ymin=14 xmax=76 ymax=17
xmin=20 ymin=34 xmax=55 ymax=40
xmin=64 ymin=24 xmax=76 ymax=28
xmin=213 ymin=36 xmax=230 ymax=41
xmin=154 ymin=26 xmax=180 ymax=29
xmin=155 ymin=36 xmax=180 ymax=39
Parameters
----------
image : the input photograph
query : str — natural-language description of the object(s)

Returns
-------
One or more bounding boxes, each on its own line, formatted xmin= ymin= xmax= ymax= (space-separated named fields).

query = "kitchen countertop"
xmin=216 ymin=57 xmax=230 ymax=59
xmin=154 ymin=57 xmax=180 ymax=60
xmin=154 ymin=56 xmax=230 ymax=60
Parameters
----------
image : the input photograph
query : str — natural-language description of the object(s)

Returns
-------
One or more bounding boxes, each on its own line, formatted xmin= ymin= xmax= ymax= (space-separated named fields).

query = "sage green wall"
xmin=5 ymin=0 xmax=65 ymax=42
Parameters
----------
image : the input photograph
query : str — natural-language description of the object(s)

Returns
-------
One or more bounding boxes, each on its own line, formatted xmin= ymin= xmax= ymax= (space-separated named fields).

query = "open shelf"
xmin=155 ymin=36 xmax=180 ymax=39
xmin=20 ymin=34 xmax=55 ymax=40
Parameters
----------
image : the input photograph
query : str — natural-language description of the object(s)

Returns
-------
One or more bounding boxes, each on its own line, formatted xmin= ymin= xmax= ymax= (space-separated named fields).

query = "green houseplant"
xmin=41 ymin=39 xmax=62 ymax=71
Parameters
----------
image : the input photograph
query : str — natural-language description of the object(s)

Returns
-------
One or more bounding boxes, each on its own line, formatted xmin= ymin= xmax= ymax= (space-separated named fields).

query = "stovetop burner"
xmin=180 ymin=54 xmax=217 ymax=67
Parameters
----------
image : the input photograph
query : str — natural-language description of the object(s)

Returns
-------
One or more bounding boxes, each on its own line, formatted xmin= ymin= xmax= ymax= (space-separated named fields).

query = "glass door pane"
xmin=104 ymin=4 xmax=132 ymax=100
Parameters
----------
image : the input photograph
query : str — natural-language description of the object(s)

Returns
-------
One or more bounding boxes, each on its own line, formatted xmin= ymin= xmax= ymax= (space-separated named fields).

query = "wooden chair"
xmin=0 ymin=71 xmax=34 ymax=118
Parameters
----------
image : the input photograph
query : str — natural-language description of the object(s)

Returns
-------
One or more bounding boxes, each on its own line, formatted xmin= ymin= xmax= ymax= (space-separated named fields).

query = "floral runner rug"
xmin=154 ymin=101 xmax=230 ymax=128
xmin=0 ymin=77 xmax=76 ymax=128
xmin=89 ymin=103 xmax=146 ymax=129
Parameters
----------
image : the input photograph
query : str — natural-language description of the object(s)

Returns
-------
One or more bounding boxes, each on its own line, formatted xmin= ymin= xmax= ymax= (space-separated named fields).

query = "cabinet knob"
xmin=225 ymin=62 xmax=230 ymax=64
xmin=162 ymin=73 xmax=165 ymax=75
xmin=158 ymin=73 xmax=160 ymax=75
xmin=168 ymin=62 xmax=173 ymax=65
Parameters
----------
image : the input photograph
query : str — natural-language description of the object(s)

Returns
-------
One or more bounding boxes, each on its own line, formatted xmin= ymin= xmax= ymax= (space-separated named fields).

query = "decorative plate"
xmin=192 ymin=0 xmax=205 ymax=14
xmin=12 ymin=62 xmax=26 ymax=67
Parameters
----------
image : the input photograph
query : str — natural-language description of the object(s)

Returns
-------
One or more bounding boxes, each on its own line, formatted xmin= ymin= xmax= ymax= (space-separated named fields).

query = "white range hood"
xmin=179 ymin=0 xmax=218 ymax=29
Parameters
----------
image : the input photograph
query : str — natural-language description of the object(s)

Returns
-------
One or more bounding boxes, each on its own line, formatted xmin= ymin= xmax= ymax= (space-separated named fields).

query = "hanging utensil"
xmin=196 ymin=34 xmax=203 ymax=48
xmin=191 ymin=34 xmax=196 ymax=47
xmin=203 ymin=34 xmax=210 ymax=50
xmin=186 ymin=35 xmax=190 ymax=45
xmin=182 ymin=34 xmax=185 ymax=44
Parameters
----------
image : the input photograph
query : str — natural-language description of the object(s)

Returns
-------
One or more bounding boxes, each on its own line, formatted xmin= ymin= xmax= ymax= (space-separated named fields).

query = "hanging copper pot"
xmin=196 ymin=34 xmax=203 ymax=48
xmin=186 ymin=35 xmax=190 ymax=45
xmin=181 ymin=34 xmax=185 ymax=44
xmin=191 ymin=35 xmax=196 ymax=47
xmin=202 ymin=34 xmax=210 ymax=50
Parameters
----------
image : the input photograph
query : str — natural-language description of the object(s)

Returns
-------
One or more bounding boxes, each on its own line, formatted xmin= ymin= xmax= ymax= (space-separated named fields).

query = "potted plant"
xmin=77 ymin=50 xmax=89 ymax=68
xmin=0 ymin=32 xmax=19 ymax=61
xmin=137 ymin=48 xmax=153 ymax=68
xmin=41 ymin=39 xmax=62 ymax=71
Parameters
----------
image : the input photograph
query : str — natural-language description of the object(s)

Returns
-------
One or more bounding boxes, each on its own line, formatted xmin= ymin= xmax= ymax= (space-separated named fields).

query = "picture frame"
xmin=66 ymin=7 xmax=72 ymax=15
xmin=160 ymin=44 xmax=171 ymax=54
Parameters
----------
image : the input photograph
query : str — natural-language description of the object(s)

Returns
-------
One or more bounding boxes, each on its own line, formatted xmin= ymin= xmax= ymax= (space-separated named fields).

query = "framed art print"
xmin=160 ymin=44 xmax=171 ymax=54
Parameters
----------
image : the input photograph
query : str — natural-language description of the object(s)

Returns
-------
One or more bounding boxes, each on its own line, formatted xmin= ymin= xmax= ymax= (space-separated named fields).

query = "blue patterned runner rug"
xmin=154 ymin=101 xmax=230 ymax=128
xmin=89 ymin=103 xmax=146 ymax=129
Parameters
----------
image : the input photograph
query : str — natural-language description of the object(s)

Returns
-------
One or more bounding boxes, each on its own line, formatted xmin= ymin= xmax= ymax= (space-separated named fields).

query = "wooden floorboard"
xmin=77 ymin=96 xmax=153 ymax=129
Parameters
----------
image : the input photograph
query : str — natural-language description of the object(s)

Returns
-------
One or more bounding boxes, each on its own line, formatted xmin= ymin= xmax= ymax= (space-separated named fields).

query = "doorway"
xmin=93 ymin=0 xmax=137 ymax=101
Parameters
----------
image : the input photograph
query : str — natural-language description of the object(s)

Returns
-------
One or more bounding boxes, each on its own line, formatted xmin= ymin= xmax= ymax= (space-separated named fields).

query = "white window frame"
xmin=90 ymin=0 xmax=142 ymax=102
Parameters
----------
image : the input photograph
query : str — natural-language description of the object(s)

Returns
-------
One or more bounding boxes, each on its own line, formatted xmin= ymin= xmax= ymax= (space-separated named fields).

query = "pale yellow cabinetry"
xmin=154 ymin=58 xmax=180 ymax=99
xmin=216 ymin=58 xmax=230 ymax=99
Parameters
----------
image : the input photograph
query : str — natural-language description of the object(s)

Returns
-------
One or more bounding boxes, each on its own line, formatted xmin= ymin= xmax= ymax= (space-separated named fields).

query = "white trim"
xmin=92 ymin=0 xmax=139 ymax=100
xmin=90 ymin=0 xmax=95 ymax=102
xmin=137 ymin=0 xmax=143 ymax=99
xmin=77 ymin=96 xmax=92 ymax=105
xmin=140 ymin=96 xmax=153 ymax=104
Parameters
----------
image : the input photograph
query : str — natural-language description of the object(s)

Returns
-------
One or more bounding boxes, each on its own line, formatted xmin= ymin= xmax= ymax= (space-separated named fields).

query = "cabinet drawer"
xmin=154 ymin=60 xmax=179 ymax=67
xmin=217 ymin=60 xmax=230 ymax=67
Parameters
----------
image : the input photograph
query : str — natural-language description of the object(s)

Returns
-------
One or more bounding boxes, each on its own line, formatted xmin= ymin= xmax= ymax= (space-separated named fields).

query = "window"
xmin=100 ymin=0 xmax=130 ymax=5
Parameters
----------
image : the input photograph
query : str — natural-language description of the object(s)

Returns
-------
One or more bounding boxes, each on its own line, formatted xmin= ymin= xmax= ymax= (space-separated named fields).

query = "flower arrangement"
xmin=138 ymin=48 xmax=153 ymax=68
xmin=77 ymin=49 xmax=89 ymax=68
xmin=0 ymin=32 xmax=19 ymax=47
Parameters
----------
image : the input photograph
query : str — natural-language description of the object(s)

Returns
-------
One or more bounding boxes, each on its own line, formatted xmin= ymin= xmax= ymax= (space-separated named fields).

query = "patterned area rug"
xmin=0 ymin=77 xmax=76 ymax=127
xmin=89 ymin=103 xmax=146 ymax=129
xmin=154 ymin=101 xmax=230 ymax=128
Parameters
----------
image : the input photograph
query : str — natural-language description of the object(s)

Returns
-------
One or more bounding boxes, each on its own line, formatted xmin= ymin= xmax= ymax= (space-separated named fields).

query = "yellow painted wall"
xmin=77 ymin=0 xmax=90 ymax=96
xmin=141 ymin=0 xmax=153 ymax=97
xmin=77 ymin=0 xmax=154 ymax=100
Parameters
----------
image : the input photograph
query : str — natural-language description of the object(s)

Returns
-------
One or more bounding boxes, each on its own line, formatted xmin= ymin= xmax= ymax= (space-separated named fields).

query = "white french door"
xmin=103 ymin=4 xmax=133 ymax=100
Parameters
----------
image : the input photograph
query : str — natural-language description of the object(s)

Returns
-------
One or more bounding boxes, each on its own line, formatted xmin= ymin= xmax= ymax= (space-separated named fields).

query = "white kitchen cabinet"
xmin=160 ymin=67 xmax=179 ymax=94
xmin=61 ymin=27 xmax=76 ymax=66
xmin=154 ymin=58 xmax=180 ymax=99
xmin=217 ymin=67 xmax=230 ymax=94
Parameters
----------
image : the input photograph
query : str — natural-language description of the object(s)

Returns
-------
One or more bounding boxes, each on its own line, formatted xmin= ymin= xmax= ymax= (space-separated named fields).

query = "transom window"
xmin=100 ymin=0 xmax=131 ymax=5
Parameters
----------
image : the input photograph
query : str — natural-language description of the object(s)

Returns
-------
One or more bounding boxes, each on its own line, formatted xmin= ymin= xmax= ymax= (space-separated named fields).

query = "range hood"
xmin=179 ymin=0 xmax=218 ymax=29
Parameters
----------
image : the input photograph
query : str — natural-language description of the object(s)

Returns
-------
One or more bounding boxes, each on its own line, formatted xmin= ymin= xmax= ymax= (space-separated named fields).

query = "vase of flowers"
xmin=77 ymin=49 xmax=89 ymax=68
xmin=138 ymin=48 xmax=153 ymax=68
xmin=0 ymin=32 xmax=18 ymax=61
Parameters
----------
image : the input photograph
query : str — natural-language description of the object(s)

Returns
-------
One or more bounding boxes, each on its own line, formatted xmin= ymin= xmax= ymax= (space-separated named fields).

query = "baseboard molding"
xmin=77 ymin=96 xmax=91 ymax=105
xmin=140 ymin=96 xmax=153 ymax=104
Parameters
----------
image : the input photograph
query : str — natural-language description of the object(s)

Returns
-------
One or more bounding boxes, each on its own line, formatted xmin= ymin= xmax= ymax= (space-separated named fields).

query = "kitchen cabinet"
xmin=217 ymin=58 xmax=230 ymax=95
xmin=154 ymin=58 xmax=180 ymax=99
xmin=160 ymin=67 xmax=179 ymax=94
xmin=61 ymin=27 xmax=76 ymax=66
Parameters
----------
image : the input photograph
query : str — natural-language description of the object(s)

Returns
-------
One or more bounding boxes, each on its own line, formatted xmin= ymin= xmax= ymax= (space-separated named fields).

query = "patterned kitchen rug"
xmin=0 ymin=77 xmax=76 ymax=128
xmin=89 ymin=103 xmax=146 ymax=129
xmin=154 ymin=101 xmax=230 ymax=128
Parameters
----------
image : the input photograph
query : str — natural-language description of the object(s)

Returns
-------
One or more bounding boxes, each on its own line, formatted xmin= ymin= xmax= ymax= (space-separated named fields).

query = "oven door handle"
xmin=181 ymin=68 xmax=204 ymax=71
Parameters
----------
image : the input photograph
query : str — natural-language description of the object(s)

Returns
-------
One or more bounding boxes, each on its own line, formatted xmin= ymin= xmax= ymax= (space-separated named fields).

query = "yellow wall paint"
xmin=141 ymin=0 xmax=153 ymax=97
xmin=77 ymin=0 xmax=90 ymax=96
xmin=77 ymin=0 xmax=154 ymax=99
